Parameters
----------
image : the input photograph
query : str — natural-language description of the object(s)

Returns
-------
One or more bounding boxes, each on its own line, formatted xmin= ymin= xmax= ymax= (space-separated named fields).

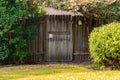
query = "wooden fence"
xmin=27 ymin=15 xmax=91 ymax=63
xmin=28 ymin=16 xmax=46 ymax=63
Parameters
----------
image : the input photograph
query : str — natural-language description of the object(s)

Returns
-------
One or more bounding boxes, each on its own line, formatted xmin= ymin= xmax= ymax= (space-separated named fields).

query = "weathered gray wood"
xmin=28 ymin=16 xmax=46 ymax=63
xmin=71 ymin=15 xmax=90 ymax=62
xmin=45 ymin=15 xmax=50 ymax=61
xmin=28 ymin=14 xmax=90 ymax=63
xmin=67 ymin=15 xmax=73 ymax=60
xmin=46 ymin=15 xmax=73 ymax=61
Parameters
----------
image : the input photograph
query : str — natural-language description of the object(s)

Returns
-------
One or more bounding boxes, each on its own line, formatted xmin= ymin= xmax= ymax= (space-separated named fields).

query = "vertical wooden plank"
xmin=51 ymin=15 xmax=55 ymax=61
xmin=36 ymin=25 xmax=38 ymax=62
xmin=38 ymin=21 xmax=40 ymax=62
xmin=65 ymin=15 xmax=68 ymax=61
xmin=56 ymin=15 xmax=60 ymax=61
xmin=69 ymin=15 xmax=73 ymax=60
xmin=49 ymin=15 xmax=55 ymax=61
xmin=40 ymin=22 xmax=43 ymax=61
xmin=39 ymin=18 xmax=45 ymax=62
xmin=75 ymin=16 xmax=78 ymax=53
xmin=54 ymin=15 xmax=56 ymax=61
xmin=52 ymin=15 xmax=55 ymax=61
xmin=62 ymin=15 xmax=66 ymax=61
xmin=45 ymin=15 xmax=50 ymax=61
xmin=57 ymin=15 xmax=61 ymax=61
xmin=79 ymin=19 xmax=82 ymax=54
xmin=43 ymin=17 xmax=46 ymax=61
xmin=49 ymin=15 xmax=52 ymax=61
xmin=64 ymin=15 xmax=66 ymax=61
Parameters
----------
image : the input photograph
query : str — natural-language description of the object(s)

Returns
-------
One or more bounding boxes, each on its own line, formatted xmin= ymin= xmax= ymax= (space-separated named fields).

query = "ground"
xmin=0 ymin=64 xmax=120 ymax=80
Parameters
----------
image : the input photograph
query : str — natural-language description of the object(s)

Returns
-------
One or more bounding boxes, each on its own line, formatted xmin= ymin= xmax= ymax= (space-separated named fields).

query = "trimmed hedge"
xmin=89 ymin=22 xmax=120 ymax=69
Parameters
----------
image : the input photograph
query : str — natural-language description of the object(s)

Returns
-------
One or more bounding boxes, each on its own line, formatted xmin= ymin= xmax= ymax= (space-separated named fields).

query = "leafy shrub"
xmin=89 ymin=22 xmax=120 ymax=69
xmin=0 ymin=0 xmax=44 ymax=64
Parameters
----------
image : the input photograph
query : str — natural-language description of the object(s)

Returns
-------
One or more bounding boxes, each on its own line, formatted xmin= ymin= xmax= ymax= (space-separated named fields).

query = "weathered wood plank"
xmin=46 ymin=15 xmax=73 ymax=61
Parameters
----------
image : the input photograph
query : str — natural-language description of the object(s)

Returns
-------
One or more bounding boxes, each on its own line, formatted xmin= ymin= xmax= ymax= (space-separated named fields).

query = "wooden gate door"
xmin=45 ymin=15 xmax=73 ymax=61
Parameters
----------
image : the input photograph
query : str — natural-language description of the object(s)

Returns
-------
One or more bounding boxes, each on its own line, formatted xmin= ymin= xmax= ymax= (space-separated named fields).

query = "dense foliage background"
xmin=50 ymin=0 xmax=120 ymax=24
xmin=0 ymin=0 xmax=44 ymax=64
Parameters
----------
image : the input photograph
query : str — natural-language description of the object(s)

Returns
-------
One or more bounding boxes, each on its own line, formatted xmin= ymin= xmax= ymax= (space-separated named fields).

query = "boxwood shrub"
xmin=89 ymin=22 xmax=120 ymax=69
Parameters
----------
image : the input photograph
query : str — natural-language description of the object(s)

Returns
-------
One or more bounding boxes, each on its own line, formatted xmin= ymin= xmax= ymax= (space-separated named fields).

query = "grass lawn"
xmin=0 ymin=64 xmax=120 ymax=80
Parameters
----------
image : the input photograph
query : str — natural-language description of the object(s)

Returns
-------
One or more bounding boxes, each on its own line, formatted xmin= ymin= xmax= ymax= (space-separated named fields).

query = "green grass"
xmin=0 ymin=64 xmax=120 ymax=80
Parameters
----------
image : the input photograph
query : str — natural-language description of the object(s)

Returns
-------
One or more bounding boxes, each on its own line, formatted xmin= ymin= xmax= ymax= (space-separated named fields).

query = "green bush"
xmin=89 ymin=22 xmax=120 ymax=69
xmin=0 ymin=0 xmax=45 ymax=64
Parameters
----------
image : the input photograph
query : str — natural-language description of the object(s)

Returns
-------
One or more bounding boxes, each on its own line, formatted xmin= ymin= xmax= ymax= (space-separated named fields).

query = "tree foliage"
xmin=49 ymin=0 xmax=120 ymax=25
xmin=0 ymin=0 xmax=44 ymax=64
